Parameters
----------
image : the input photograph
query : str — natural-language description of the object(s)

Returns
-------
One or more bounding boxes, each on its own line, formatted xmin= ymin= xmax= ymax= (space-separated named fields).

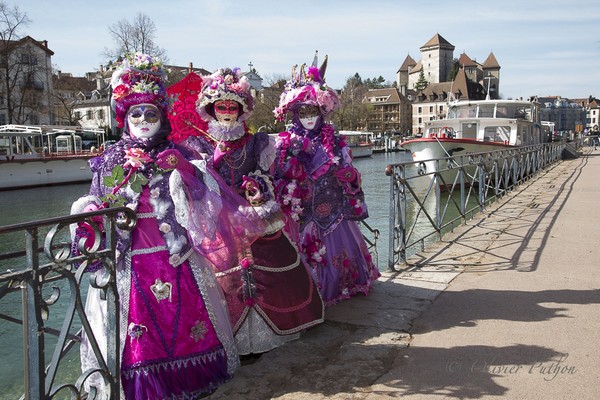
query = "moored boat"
xmin=339 ymin=130 xmax=374 ymax=158
xmin=400 ymin=99 xmax=548 ymax=186
xmin=0 ymin=125 xmax=104 ymax=190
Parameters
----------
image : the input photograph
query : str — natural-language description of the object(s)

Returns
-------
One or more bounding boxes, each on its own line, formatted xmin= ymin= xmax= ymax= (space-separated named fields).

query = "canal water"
xmin=0 ymin=151 xmax=412 ymax=397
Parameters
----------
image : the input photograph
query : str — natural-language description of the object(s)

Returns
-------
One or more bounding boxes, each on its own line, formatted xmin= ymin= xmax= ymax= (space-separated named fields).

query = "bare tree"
xmin=0 ymin=2 xmax=48 ymax=124
xmin=246 ymin=73 xmax=287 ymax=133
xmin=103 ymin=13 xmax=167 ymax=62
xmin=334 ymin=73 xmax=369 ymax=130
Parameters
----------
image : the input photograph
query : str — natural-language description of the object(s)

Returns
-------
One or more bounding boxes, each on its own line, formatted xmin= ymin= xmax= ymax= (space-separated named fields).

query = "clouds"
xmin=16 ymin=0 xmax=600 ymax=99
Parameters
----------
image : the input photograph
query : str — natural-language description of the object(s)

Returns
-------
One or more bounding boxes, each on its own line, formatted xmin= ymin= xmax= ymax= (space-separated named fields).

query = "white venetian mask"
xmin=298 ymin=105 xmax=320 ymax=130
xmin=127 ymin=103 xmax=161 ymax=139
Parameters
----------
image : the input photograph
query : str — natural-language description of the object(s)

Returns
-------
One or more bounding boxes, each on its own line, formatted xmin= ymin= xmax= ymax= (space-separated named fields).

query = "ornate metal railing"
xmin=359 ymin=219 xmax=380 ymax=268
xmin=0 ymin=207 xmax=136 ymax=400
xmin=385 ymin=141 xmax=574 ymax=270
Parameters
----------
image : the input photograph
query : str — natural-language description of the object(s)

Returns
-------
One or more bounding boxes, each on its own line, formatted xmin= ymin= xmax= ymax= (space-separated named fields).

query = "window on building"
xmin=0 ymin=114 xmax=6 ymax=125
xmin=418 ymin=117 xmax=422 ymax=124
xmin=97 ymin=109 xmax=104 ymax=120
xmin=429 ymin=106 xmax=434 ymax=113
xmin=418 ymin=107 xmax=422 ymax=114
xmin=75 ymin=111 xmax=81 ymax=120
xmin=21 ymin=53 xmax=37 ymax=65
xmin=86 ymin=110 xmax=92 ymax=119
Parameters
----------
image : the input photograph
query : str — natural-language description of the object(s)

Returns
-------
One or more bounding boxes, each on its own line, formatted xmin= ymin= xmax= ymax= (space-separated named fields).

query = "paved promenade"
xmin=207 ymin=147 xmax=600 ymax=400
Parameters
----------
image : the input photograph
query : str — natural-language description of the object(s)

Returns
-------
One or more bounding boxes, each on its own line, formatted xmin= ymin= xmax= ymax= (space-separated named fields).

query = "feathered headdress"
xmin=110 ymin=52 xmax=169 ymax=128
xmin=273 ymin=51 xmax=340 ymax=121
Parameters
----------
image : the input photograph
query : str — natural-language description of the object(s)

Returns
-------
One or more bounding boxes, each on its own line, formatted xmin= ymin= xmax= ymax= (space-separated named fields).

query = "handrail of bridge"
xmin=0 ymin=207 xmax=136 ymax=400
xmin=385 ymin=140 xmax=577 ymax=270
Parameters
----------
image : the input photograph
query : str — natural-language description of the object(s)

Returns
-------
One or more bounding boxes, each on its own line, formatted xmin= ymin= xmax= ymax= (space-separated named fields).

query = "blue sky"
xmin=17 ymin=0 xmax=600 ymax=100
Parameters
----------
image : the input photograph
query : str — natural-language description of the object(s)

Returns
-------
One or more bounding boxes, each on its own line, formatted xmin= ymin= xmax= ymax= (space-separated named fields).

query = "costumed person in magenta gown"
xmin=175 ymin=67 xmax=324 ymax=356
xmin=272 ymin=56 xmax=380 ymax=307
xmin=70 ymin=53 xmax=238 ymax=399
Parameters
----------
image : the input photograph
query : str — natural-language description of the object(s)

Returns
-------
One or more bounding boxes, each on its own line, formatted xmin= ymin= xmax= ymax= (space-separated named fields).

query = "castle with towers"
xmin=362 ymin=33 xmax=502 ymax=135
xmin=397 ymin=33 xmax=501 ymax=100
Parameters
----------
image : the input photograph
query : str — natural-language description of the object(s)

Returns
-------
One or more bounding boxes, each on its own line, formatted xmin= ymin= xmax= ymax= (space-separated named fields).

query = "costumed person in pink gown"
xmin=272 ymin=56 xmax=380 ymax=307
xmin=174 ymin=67 xmax=324 ymax=356
xmin=70 ymin=53 xmax=238 ymax=399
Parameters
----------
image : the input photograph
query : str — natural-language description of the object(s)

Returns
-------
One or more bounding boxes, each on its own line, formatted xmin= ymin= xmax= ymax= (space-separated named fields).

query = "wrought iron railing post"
xmin=22 ymin=227 xmax=45 ymax=400
xmin=1 ymin=207 xmax=135 ymax=399
xmin=478 ymin=155 xmax=486 ymax=211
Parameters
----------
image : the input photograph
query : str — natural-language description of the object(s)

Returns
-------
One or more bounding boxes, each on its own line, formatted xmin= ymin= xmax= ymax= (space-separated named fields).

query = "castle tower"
xmin=418 ymin=33 xmax=455 ymax=84
xmin=482 ymin=52 xmax=501 ymax=99
xmin=396 ymin=54 xmax=416 ymax=95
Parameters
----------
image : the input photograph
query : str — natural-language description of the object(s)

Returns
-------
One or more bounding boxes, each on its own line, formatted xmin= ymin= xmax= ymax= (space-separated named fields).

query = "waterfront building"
xmin=362 ymin=87 xmax=412 ymax=135
xmin=572 ymin=96 xmax=600 ymax=132
xmin=0 ymin=35 xmax=54 ymax=125
xmin=534 ymin=96 xmax=587 ymax=134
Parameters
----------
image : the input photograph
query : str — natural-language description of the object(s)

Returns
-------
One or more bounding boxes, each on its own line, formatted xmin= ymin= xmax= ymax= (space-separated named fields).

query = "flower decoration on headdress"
xmin=110 ymin=52 xmax=169 ymax=128
xmin=196 ymin=67 xmax=254 ymax=122
xmin=274 ymin=52 xmax=341 ymax=121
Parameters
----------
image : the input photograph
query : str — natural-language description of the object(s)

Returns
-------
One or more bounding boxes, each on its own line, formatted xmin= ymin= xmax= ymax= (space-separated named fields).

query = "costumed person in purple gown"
xmin=272 ymin=55 xmax=380 ymax=307
xmin=176 ymin=67 xmax=324 ymax=356
xmin=70 ymin=53 xmax=238 ymax=399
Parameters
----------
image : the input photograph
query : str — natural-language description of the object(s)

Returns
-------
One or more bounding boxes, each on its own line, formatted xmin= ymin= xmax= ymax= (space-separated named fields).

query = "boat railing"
xmin=385 ymin=140 xmax=577 ymax=270
xmin=0 ymin=207 xmax=136 ymax=399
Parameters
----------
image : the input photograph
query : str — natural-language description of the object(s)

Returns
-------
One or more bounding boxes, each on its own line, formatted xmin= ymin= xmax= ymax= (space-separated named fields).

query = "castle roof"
xmin=458 ymin=52 xmax=479 ymax=68
xmin=420 ymin=33 xmax=455 ymax=51
xmin=397 ymin=54 xmax=417 ymax=73
xmin=482 ymin=52 xmax=501 ymax=69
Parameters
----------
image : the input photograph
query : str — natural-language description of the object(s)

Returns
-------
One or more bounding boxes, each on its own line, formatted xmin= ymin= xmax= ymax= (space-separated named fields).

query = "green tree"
xmin=446 ymin=58 xmax=460 ymax=82
xmin=415 ymin=70 xmax=428 ymax=91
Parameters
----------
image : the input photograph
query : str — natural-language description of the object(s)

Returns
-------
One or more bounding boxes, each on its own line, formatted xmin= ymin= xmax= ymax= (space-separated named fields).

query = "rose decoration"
xmin=124 ymin=148 xmax=153 ymax=169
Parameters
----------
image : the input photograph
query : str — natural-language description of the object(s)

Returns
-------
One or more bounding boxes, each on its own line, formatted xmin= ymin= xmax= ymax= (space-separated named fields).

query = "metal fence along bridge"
xmin=0 ymin=139 xmax=581 ymax=399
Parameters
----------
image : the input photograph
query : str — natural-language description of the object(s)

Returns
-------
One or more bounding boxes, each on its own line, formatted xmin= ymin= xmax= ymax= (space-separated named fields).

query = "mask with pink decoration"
xmin=196 ymin=67 xmax=254 ymax=143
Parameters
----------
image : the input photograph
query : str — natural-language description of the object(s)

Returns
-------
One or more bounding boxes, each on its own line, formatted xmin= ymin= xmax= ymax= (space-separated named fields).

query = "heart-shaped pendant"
xmin=150 ymin=279 xmax=172 ymax=302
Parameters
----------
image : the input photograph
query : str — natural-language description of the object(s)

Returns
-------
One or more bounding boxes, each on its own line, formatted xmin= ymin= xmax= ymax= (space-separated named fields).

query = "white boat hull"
xmin=349 ymin=145 xmax=373 ymax=158
xmin=0 ymin=157 xmax=93 ymax=190
xmin=401 ymin=138 xmax=515 ymax=186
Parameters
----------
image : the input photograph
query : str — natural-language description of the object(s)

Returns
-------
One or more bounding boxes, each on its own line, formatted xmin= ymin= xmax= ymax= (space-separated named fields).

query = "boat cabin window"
xmin=448 ymin=105 xmax=477 ymax=119
xmin=429 ymin=127 xmax=455 ymax=138
xmin=478 ymin=104 xmax=495 ymax=118
xmin=483 ymin=126 xmax=511 ymax=143
xmin=55 ymin=135 xmax=83 ymax=154
xmin=496 ymin=104 xmax=532 ymax=121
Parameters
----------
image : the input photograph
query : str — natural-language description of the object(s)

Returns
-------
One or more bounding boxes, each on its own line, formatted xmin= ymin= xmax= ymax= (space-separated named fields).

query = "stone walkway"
xmin=207 ymin=146 xmax=600 ymax=400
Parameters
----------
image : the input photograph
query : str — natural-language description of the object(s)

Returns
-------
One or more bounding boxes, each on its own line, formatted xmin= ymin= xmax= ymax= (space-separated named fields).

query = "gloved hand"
xmin=157 ymin=149 xmax=195 ymax=175
xmin=78 ymin=203 xmax=105 ymax=251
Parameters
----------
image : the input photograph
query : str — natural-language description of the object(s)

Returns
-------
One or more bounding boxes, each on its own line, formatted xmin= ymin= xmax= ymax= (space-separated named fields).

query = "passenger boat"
xmin=339 ymin=131 xmax=374 ymax=158
xmin=0 ymin=125 xmax=104 ymax=190
xmin=400 ymin=99 xmax=548 ymax=186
